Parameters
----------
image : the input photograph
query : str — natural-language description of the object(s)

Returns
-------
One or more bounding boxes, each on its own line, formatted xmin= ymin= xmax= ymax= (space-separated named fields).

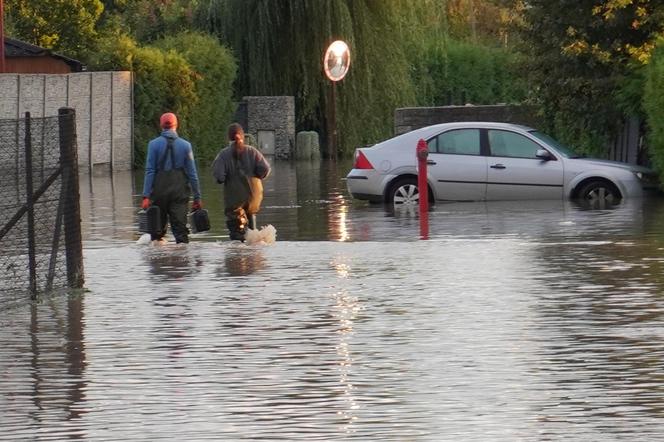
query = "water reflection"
xmin=0 ymin=293 xmax=88 ymax=439
xmin=143 ymin=244 xmax=204 ymax=280
xmin=220 ymin=246 xmax=267 ymax=277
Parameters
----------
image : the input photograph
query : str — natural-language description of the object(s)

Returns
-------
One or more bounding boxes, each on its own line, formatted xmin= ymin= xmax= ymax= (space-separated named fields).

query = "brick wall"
xmin=0 ymin=72 xmax=133 ymax=170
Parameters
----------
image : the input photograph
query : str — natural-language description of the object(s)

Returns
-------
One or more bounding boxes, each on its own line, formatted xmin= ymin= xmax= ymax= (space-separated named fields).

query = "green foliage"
xmin=518 ymin=0 xmax=664 ymax=158
xmin=90 ymin=32 xmax=237 ymax=166
xmin=5 ymin=0 xmax=104 ymax=59
xmin=418 ymin=38 xmax=527 ymax=106
xmin=100 ymin=0 xmax=202 ymax=43
xmin=644 ymin=41 xmax=664 ymax=179
xmin=90 ymin=35 xmax=199 ymax=166
xmin=155 ymin=32 xmax=237 ymax=162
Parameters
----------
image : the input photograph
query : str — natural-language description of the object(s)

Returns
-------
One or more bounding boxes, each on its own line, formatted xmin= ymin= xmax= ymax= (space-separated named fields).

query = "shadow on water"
xmin=4 ymin=159 xmax=664 ymax=440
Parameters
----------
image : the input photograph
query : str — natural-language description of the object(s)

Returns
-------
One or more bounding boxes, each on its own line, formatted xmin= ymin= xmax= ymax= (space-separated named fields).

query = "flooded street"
xmin=2 ymin=160 xmax=664 ymax=440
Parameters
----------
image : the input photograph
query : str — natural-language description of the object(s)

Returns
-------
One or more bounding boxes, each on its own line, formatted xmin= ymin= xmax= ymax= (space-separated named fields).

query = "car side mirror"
xmin=536 ymin=149 xmax=553 ymax=161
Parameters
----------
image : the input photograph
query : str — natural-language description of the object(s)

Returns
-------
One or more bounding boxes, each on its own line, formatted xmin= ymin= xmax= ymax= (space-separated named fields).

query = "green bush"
xmin=155 ymin=32 xmax=237 ymax=162
xmin=90 ymin=35 xmax=198 ymax=166
xmin=418 ymin=39 xmax=527 ymax=106
xmin=90 ymin=32 xmax=237 ymax=166
xmin=644 ymin=40 xmax=664 ymax=178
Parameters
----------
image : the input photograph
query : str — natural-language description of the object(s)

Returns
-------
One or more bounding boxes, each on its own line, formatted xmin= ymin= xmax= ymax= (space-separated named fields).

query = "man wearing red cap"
xmin=141 ymin=112 xmax=203 ymax=243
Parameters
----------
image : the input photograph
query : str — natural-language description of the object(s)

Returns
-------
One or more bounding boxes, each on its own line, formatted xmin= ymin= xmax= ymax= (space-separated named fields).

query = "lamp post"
xmin=323 ymin=40 xmax=350 ymax=160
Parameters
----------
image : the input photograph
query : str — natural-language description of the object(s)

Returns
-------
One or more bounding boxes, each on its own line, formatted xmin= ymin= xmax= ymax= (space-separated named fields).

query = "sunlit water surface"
xmin=2 ymin=161 xmax=664 ymax=440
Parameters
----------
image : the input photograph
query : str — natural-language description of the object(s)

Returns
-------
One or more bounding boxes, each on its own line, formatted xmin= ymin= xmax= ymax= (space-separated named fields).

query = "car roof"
xmin=414 ymin=121 xmax=535 ymax=133
xmin=362 ymin=122 xmax=540 ymax=151
xmin=373 ymin=121 xmax=535 ymax=148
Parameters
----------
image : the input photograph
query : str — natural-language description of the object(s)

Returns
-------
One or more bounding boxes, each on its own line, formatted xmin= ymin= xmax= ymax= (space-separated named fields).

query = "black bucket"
xmin=188 ymin=208 xmax=210 ymax=233
xmin=138 ymin=206 xmax=161 ymax=235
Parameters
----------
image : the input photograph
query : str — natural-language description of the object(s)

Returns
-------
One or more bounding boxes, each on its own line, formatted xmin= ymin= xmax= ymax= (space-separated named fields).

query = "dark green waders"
xmin=151 ymin=139 xmax=191 ymax=243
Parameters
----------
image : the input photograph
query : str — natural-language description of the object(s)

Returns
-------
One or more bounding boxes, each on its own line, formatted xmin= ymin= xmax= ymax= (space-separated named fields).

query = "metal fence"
xmin=0 ymin=108 xmax=84 ymax=304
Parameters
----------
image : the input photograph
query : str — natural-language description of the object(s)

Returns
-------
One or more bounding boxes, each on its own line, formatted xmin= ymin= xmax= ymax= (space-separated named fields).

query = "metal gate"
xmin=0 ymin=108 xmax=84 ymax=304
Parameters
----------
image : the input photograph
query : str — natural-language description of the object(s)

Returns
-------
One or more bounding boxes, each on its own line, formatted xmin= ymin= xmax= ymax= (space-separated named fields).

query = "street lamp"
xmin=323 ymin=40 xmax=350 ymax=159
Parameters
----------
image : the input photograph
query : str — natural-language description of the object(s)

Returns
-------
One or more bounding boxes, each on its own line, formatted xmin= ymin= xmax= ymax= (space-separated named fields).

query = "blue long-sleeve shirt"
xmin=142 ymin=130 xmax=202 ymax=200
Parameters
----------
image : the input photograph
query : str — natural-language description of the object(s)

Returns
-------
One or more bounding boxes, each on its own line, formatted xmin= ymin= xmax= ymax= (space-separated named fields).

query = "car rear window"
xmin=428 ymin=129 xmax=480 ymax=155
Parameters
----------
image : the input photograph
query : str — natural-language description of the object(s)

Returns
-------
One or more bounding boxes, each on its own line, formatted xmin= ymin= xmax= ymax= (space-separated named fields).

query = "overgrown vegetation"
xmin=418 ymin=38 xmax=527 ymax=106
xmin=518 ymin=0 xmax=664 ymax=157
xmin=644 ymin=40 xmax=664 ymax=178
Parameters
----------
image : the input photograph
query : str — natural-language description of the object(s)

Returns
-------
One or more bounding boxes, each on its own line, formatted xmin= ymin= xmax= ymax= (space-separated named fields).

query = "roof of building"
xmin=4 ymin=37 xmax=85 ymax=72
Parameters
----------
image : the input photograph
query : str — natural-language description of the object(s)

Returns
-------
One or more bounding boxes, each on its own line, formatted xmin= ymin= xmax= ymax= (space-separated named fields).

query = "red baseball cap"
xmin=160 ymin=112 xmax=178 ymax=129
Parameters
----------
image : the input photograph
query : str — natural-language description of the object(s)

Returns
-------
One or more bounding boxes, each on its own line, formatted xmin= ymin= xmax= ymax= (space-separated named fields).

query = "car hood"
xmin=571 ymin=157 xmax=653 ymax=174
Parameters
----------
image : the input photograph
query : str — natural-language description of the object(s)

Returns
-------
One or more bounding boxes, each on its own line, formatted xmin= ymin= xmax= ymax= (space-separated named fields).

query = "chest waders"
xmin=224 ymin=155 xmax=263 ymax=241
xmin=151 ymin=137 xmax=191 ymax=243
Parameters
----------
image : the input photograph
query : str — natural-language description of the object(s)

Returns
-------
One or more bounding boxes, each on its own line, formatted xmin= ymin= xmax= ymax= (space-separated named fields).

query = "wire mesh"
xmin=0 ymin=113 xmax=76 ymax=304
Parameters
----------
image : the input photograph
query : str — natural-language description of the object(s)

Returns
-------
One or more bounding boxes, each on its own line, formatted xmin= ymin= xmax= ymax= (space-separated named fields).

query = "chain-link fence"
xmin=0 ymin=109 xmax=83 ymax=305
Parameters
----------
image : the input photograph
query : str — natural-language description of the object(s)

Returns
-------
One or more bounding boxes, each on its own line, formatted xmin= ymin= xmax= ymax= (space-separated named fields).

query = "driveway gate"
xmin=0 ymin=108 xmax=84 ymax=303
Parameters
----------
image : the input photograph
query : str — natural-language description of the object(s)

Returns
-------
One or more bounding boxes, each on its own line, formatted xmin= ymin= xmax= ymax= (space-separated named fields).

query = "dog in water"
xmin=244 ymin=224 xmax=277 ymax=245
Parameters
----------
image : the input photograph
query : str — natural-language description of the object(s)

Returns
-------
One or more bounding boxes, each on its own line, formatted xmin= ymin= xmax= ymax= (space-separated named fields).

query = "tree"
xmin=518 ymin=0 xmax=664 ymax=155
xmin=5 ymin=0 xmax=104 ymax=59
xmin=197 ymin=0 xmax=425 ymax=156
xmin=100 ymin=0 xmax=202 ymax=43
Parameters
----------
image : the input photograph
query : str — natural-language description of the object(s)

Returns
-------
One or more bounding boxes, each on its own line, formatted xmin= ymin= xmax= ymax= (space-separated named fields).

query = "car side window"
xmin=429 ymin=129 xmax=480 ymax=155
xmin=488 ymin=130 xmax=542 ymax=159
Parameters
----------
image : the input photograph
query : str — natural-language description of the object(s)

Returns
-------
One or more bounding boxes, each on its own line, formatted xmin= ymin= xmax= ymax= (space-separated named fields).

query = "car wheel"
xmin=577 ymin=180 xmax=621 ymax=207
xmin=390 ymin=178 xmax=420 ymax=207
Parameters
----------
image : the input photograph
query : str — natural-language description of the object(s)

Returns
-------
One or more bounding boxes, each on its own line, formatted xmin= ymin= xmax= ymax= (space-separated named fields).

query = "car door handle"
xmin=426 ymin=160 xmax=437 ymax=165
xmin=490 ymin=164 xmax=506 ymax=169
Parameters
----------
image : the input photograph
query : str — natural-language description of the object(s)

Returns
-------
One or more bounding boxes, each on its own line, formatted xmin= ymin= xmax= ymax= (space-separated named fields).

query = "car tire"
xmin=577 ymin=180 xmax=621 ymax=206
xmin=389 ymin=177 xmax=421 ymax=207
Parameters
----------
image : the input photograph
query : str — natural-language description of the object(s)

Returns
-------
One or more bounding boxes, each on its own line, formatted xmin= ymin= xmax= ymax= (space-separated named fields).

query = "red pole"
xmin=416 ymin=138 xmax=429 ymax=239
xmin=0 ymin=0 xmax=5 ymax=73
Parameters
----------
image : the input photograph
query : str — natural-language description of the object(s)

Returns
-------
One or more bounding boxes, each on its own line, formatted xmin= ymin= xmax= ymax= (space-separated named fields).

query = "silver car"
xmin=346 ymin=122 xmax=658 ymax=206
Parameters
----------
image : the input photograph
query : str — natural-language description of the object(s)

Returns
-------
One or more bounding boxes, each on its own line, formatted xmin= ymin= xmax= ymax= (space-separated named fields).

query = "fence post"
xmin=24 ymin=112 xmax=38 ymax=296
xmin=58 ymin=107 xmax=84 ymax=288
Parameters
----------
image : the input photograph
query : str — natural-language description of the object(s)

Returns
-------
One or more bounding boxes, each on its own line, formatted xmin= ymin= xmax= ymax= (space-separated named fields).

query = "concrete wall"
xmin=0 ymin=71 xmax=133 ymax=170
xmin=244 ymin=96 xmax=295 ymax=160
xmin=394 ymin=104 xmax=542 ymax=136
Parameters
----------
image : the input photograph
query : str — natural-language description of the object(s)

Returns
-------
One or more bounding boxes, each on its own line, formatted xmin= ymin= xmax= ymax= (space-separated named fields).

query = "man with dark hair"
xmin=212 ymin=123 xmax=271 ymax=241
xmin=141 ymin=112 xmax=202 ymax=244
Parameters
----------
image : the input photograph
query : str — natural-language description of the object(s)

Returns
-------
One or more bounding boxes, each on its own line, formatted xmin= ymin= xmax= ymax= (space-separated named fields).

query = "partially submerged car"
xmin=346 ymin=122 xmax=658 ymax=206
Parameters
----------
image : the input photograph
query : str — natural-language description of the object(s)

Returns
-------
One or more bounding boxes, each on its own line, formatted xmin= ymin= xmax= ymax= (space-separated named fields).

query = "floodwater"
xmin=2 ymin=159 xmax=664 ymax=441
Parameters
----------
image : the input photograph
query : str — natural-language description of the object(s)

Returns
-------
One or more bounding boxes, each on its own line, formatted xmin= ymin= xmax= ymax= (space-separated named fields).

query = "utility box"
xmin=241 ymin=96 xmax=295 ymax=160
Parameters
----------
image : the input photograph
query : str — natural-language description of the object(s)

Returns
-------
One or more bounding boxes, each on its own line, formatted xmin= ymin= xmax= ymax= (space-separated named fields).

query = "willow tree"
xmin=197 ymin=0 xmax=438 ymax=156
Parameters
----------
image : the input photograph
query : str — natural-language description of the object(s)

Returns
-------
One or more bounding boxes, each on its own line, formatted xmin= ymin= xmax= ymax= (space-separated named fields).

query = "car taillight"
xmin=353 ymin=150 xmax=374 ymax=170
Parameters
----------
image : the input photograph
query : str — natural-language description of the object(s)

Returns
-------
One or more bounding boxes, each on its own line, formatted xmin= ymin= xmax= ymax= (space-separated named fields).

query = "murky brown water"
xmin=2 ymin=160 xmax=664 ymax=440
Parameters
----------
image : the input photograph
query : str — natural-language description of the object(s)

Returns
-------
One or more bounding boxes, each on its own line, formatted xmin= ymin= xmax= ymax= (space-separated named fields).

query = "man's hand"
xmin=191 ymin=200 xmax=202 ymax=211
xmin=141 ymin=197 xmax=151 ymax=210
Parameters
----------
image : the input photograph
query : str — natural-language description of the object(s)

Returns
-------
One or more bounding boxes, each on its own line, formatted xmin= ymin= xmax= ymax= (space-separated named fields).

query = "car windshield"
xmin=528 ymin=130 xmax=581 ymax=158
